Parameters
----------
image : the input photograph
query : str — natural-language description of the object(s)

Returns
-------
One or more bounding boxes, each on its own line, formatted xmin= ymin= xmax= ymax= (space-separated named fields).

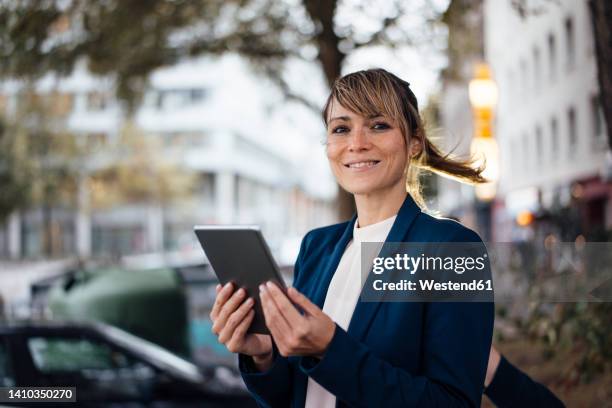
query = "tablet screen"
xmin=194 ymin=226 xmax=286 ymax=334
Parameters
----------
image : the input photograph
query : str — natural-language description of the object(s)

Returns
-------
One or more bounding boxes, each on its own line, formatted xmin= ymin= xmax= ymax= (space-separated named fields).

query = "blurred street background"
xmin=0 ymin=0 xmax=611 ymax=406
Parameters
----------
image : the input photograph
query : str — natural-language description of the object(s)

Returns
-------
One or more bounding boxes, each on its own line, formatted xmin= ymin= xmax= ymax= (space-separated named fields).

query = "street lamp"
xmin=469 ymin=63 xmax=499 ymax=202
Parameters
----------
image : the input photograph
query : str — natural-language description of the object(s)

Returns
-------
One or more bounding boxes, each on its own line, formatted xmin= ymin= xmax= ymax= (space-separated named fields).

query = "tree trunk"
xmin=303 ymin=0 xmax=356 ymax=221
xmin=588 ymin=0 xmax=612 ymax=150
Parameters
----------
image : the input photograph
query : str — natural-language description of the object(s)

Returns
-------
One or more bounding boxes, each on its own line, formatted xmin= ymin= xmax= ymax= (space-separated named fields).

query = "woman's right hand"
xmin=210 ymin=282 xmax=273 ymax=370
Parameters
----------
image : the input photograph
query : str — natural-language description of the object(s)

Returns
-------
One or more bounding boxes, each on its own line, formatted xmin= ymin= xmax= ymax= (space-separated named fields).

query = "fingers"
xmin=211 ymin=286 xmax=247 ymax=335
xmin=226 ymin=309 xmax=255 ymax=353
xmin=210 ymin=282 xmax=233 ymax=321
xmin=218 ymin=297 xmax=254 ymax=343
xmin=260 ymin=284 xmax=292 ymax=337
xmin=287 ymin=286 xmax=320 ymax=316
xmin=264 ymin=281 xmax=304 ymax=324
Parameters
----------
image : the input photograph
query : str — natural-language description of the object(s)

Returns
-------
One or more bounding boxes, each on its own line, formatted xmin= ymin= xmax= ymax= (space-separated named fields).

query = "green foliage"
xmin=0 ymin=0 xmax=443 ymax=110
xmin=0 ymin=89 xmax=82 ymax=222
xmin=525 ymin=302 xmax=612 ymax=384
xmin=0 ymin=116 xmax=31 ymax=221
xmin=87 ymin=122 xmax=196 ymax=208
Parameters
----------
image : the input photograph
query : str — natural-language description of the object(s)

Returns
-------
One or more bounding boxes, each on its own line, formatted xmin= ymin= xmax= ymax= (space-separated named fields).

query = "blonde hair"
xmin=322 ymin=68 xmax=486 ymax=208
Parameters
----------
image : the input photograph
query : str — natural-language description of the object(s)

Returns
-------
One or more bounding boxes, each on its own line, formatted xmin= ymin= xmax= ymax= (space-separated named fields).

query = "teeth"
xmin=348 ymin=161 xmax=378 ymax=168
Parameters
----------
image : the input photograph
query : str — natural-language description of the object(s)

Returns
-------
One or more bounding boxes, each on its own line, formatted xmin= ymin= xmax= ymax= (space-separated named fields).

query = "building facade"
xmin=0 ymin=55 xmax=337 ymax=261
xmin=438 ymin=0 xmax=610 ymax=242
xmin=483 ymin=0 xmax=610 ymax=241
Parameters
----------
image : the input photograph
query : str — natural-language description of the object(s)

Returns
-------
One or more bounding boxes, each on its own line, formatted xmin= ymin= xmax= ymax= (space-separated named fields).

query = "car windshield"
xmin=100 ymin=323 xmax=203 ymax=382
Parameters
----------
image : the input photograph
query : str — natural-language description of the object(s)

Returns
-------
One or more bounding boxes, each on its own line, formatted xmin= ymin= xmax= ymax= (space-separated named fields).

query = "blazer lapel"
xmin=310 ymin=215 xmax=357 ymax=309
xmin=346 ymin=194 xmax=421 ymax=341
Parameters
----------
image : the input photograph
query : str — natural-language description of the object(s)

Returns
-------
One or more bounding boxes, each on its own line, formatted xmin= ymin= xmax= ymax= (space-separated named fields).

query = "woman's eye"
xmin=331 ymin=126 xmax=349 ymax=134
xmin=372 ymin=122 xmax=390 ymax=130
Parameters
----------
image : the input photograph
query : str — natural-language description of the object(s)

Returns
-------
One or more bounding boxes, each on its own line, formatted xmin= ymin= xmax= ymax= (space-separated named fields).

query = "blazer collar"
xmin=312 ymin=194 xmax=422 ymax=336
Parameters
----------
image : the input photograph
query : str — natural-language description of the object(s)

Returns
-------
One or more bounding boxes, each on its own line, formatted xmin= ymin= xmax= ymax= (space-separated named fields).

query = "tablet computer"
xmin=194 ymin=225 xmax=287 ymax=334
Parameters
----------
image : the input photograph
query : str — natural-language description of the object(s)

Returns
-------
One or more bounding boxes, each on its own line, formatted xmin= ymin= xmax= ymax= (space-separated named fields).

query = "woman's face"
xmin=325 ymin=100 xmax=409 ymax=196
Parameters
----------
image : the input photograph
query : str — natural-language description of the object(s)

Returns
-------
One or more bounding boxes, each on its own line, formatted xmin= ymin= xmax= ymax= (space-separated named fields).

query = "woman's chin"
xmin=342 ymin=182 xmax=380 ymax=196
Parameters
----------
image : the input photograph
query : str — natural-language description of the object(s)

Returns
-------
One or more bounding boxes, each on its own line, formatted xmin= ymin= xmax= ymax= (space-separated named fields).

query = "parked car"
xmin=0 ymin=320 xmax=256 ymax=407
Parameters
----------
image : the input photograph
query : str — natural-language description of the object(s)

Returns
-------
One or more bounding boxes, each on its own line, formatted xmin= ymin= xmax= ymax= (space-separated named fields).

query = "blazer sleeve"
xmin=484 ymin=355 xmax=565 ymax=408
xmin=238 ymin=231 xmax=312 ymax=407
xmin=296 ymin=227 xmax=494 ymax=407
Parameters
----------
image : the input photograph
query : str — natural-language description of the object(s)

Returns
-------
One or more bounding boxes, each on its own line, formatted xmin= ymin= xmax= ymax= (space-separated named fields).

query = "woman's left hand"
xmin=259 ymin=281 xmax=336 ymax=359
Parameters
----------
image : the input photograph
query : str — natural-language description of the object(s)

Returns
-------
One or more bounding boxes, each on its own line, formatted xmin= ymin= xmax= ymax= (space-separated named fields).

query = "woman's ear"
xmin=409 ymin=138 xmax=422 ymax=158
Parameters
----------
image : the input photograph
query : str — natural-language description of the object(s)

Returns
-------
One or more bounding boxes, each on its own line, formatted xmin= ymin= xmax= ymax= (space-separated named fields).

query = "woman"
xmin=210 ymin=68 xmax=494 ymax=407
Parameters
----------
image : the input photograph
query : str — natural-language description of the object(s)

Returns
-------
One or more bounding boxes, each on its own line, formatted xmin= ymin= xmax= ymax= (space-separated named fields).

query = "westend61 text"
xmin=372 ymin=279 xmax=494 ymax=292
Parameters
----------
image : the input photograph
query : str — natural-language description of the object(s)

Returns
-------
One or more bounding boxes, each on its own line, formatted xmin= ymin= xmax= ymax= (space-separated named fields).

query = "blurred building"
xmin=0 ymin=55 xmax=336 ymax=262
xmin=484 ymin=0 xmax=610 ymax=241
xmin=438 ymin=0 xmax=610 ymax=242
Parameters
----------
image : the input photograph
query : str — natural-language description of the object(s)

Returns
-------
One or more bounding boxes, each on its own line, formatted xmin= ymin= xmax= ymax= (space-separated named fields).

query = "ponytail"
xmin=404 ymin=102 xmax=487 ymax=209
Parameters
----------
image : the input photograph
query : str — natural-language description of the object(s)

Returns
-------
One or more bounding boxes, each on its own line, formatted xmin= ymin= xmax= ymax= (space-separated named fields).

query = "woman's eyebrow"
xmin=329 ymin=115 xmax=350 ymax=123
xmin=330 ymin=114 xmax=385 ymax=123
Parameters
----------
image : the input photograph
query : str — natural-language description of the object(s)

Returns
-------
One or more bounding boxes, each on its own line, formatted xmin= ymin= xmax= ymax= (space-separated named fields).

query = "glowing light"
xmin=516 ymin=211 xmax=534 ymax=227
xmin=471 ymin=137 xmax=500 ymax=201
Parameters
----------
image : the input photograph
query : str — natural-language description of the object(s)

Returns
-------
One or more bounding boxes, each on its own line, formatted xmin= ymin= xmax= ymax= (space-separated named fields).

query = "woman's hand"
xmin=485 ymin=345 xmax=501 ymax=387
xmin=259 ymin=281 xmax=336 ymax=358
xmin=210 ymin=282 xmax=273 ymax=368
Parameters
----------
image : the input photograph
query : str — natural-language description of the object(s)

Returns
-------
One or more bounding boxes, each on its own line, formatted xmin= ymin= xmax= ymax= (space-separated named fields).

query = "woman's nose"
xmin=348 ymin=128 xmax=371 ymax=150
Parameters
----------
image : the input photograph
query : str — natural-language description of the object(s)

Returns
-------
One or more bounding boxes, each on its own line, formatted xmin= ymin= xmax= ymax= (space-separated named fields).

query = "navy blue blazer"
xmin=239 ymin=194 xmax=494 ymax=407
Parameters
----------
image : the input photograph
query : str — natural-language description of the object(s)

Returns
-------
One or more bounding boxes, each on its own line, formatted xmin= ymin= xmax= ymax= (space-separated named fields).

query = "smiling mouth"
xmin=344 ymin=160 xmax=381 ymax=169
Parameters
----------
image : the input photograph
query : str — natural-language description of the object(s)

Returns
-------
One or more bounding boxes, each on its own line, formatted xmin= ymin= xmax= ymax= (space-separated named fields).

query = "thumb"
xmin=287 ymin=287 xmax=320 ymax=316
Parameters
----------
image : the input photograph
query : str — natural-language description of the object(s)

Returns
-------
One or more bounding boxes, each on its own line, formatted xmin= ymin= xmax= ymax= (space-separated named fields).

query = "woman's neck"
xmin=354 ymin=183 xmax=407 ymax=227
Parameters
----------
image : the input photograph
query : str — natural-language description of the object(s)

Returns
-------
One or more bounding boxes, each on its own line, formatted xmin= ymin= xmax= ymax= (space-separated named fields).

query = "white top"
xmin=304 ymin=214 xmax=397 ymax=408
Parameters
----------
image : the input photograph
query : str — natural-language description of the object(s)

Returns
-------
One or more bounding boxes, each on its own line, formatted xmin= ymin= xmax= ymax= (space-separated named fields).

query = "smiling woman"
xmin=210 ymin=68 xmax=495 ymax=408
xmin=322 ymin=68 xmax=486 ymax=215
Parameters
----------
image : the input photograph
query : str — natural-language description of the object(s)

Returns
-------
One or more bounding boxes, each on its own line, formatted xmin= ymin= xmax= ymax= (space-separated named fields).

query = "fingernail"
xmin=224 ymin=282 xmax=232 ymax=289
xmin=266 ymin=281 xmax=275 ymax=289
xmin=246 ymin=297 xmax=254 ymax=305
xmin=237 ymin=288 xmax=245 ymax=296
xmin=259 ymin=284 xmax=266 ymax=293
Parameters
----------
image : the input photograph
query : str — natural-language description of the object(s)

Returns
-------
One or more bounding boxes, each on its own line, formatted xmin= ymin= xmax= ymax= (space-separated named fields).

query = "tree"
xmin=88 ymin=122 xmax=196 ymax=209
xmin=0 ymin=89 xmax=195 ymax=257
xmin=0 ymin=0 xmax=446 ymax=219
xmin=0 ymin=88 xmax=82 ymax=256
xmin=588 ymin=0 xmax=612 ymax=151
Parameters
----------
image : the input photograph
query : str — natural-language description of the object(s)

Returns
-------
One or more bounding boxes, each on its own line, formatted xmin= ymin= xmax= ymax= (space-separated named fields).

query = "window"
xmin=548 ymin=33 xmax=557 ymax=82
xmin=27 ymin=336 xmax=157 ymax=400
xmin=591 ymin=95 xmax=605 ymax=140
xmin=535 ymin=125 xmax=543 ymax=165
xmin=567 ymin=107 xmax=577 ymax=155
xmin=565 ymin=17 xmax=575 ymax=71
xmin=86 ymin=91 xmax=108 ymax=111
xmin=533 ymin=46 xmax=541 ymax=93
xmin=154 ymin=88 xmax=207 ymax=110
xmin=520 ymin=59 xmax=528 ymax=97
xmin=522 ymin=132 xmax=530 ymax=170
xmin=28 ymin=337 xmax=133 ymax=372
xmin=550 ymin=116 xmax=559 ymax=161
xmin=189 ymin=88 xmax=205 ymax=103
xmin=0 ymin=339 xmax=15 ymax=387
